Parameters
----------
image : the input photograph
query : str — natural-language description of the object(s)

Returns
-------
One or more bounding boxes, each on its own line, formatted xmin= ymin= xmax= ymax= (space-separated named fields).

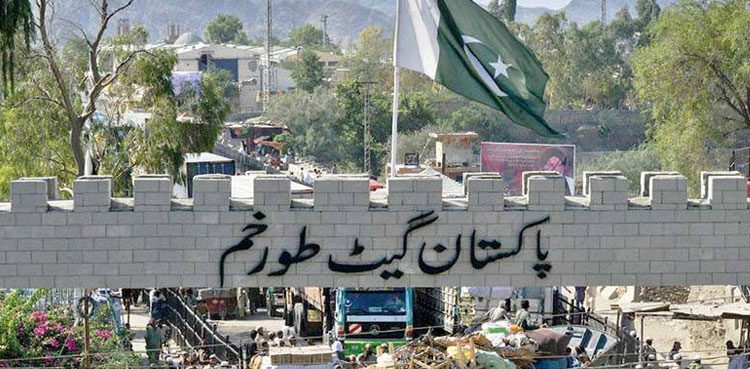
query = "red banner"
xmin=480 ymin=142 xmax=575 ymax=195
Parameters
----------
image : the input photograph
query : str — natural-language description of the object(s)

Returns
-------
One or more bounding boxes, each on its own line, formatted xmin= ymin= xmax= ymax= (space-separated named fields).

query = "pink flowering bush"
xmin=0 ymin=290 xmax=140 ymax=368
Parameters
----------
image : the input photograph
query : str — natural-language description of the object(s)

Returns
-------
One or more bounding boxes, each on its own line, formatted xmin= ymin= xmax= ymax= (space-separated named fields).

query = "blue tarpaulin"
xmin=172 ymin=71 xmax=201 ymax=97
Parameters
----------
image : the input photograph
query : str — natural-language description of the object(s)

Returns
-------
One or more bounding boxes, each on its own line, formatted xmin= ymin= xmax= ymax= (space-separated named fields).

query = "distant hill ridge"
xmin=50 ymin=0 xmax=676 ymax=45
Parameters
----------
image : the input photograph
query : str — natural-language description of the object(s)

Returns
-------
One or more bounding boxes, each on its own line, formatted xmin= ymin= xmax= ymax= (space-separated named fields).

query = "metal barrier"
xmin=740 ymin=286 xmax=750 ymax=303
xmin=553 ymin=291 xmax=640 ymax=366
xmin=164 ymin=289 xmax=242 ymax=364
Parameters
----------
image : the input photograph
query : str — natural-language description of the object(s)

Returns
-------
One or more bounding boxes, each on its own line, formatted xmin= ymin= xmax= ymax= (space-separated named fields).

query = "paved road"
xmin=123 ymin=305 xmax=151 ymax=363
xmin=212 ymin=308 xmax=286 ymax=344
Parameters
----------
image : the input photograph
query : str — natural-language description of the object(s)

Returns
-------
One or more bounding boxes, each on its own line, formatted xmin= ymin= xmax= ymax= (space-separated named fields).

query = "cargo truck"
xmin=285 ymin=288 xmax=465 ymax=355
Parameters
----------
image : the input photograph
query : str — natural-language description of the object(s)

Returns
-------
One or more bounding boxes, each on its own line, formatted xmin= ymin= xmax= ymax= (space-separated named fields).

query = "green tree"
xmin=633 ymin=0 xmax=749 ymax=188
xmin=502 ymin=0 xmax=517 ymax=22
xmin=343 ymin=26 xmax=391 ymax=83
xmin=291 ymin=50 xmax=324 ymax=93
xmin=100 ymin=50 xmax=230 ymax=192
xmin=577 ymin=144 xmax=661 ymax=193
xmin=115 ymin=23 xmax=148 ymax=45
xmin=204 ymin=14 xmax=251 ymax=45
xmin=488 ymin=0 xmax=502 ymax=19
xmin=0 ymin=0 xmax=34 ymax=95
xmin=289 ymin=24 xmax=325 ymax=47
xmin=635 ymin=0 xmax=661 ymax=45
xmin=0 ymin=7 xmax=230 ymax=199
xmin=636 ymin=0 xmax=661 ymax=26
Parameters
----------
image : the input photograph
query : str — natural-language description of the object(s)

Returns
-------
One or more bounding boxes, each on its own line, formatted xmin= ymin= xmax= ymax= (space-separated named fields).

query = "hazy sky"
xmin=518 ymin=0 xmax=572 ymax=9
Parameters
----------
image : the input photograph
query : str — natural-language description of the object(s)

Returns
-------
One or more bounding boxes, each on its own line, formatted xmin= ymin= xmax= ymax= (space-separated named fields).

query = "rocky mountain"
xmin=49 ymin=0 xmax=393 ymax=45
xmin=48 ymin=0 xmax=679 ymax=47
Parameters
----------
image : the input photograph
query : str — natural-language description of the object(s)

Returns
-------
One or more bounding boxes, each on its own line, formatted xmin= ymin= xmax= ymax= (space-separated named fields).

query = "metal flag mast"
xmin=390 ymin=0 xmax=401 ymax=178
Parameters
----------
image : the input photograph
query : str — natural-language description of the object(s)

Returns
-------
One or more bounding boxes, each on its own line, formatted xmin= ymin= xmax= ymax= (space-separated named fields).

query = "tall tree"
xmin=37 ymin=0 xmax=146 ymax=176
xmin=0 ymin=0 xmax=34 ymax=96
xmin=288 ymin=24 xmax=325 ymax=48
xmin=502 ymin=0 xmax=517 ymax=23
xmin=633 ymin=0 xmax=750 ymax=187
xmin=291 ymin=50 xmax=324 ymax=93
xmin=204 ymin=14 xmax=251 ymax=45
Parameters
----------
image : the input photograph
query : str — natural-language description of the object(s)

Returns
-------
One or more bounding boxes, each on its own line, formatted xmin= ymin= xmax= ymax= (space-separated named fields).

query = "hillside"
xmin=47 ymin=0 xmax=678 ymax=47
xmin=49 ymin=0 xmax=393 ymax=44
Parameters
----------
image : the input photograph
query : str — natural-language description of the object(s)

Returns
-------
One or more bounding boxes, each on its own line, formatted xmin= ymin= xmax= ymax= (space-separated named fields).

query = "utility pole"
xmin=263 ymin=0 xmax=272 ymax=112
xmin=356 ymin=81 xmax=376 ymax=174
xmin=601 ymin=0 xmax=607 ymax=23
xmin=321 ymin=14 xmax=330 ymax=47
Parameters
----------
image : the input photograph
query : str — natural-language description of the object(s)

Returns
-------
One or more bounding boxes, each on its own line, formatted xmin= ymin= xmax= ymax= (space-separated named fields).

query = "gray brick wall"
xmin=0 ymin=171 xmax=748 ymax=288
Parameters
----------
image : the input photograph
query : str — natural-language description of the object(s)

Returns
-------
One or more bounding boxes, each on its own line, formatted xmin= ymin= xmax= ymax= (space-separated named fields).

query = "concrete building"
xmin=172 ymin=43 xmax=299 ymax=114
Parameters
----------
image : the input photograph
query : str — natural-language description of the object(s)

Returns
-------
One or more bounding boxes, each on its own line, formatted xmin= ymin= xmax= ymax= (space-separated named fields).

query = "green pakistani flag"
xmin=396 ymin=0 xmax=561 ymax=137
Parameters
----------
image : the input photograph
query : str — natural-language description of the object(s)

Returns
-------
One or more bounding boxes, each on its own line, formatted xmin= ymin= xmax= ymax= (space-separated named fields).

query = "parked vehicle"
xmin=265 ymin=287 xmax=285 ymax=317
xmin=285 ymin=288 xmax=464 ymax=355
xmin=197 ymin=288 xmax=240 ymax=320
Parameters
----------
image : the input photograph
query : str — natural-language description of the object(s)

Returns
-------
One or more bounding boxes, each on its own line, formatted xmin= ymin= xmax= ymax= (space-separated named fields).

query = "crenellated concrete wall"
xmin=0 ymin=171 xmax=748 ymax=288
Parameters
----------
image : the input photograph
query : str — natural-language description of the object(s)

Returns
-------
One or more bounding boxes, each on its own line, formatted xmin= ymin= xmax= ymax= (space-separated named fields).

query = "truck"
xmin=285 ymin=288 xmax=463 ymax=355
xmin=284 ymin=287 xmax=560 ymax=355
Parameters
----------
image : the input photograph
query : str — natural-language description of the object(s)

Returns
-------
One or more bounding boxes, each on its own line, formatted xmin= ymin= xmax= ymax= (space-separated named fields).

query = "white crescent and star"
xmin=460 ymin=35 xmax=511 ymax=97
xmin=490 ymin=54 xmax=510 ymax=79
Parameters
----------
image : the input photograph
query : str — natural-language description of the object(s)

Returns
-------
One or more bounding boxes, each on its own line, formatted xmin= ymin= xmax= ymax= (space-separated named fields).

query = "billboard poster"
xmin=480 ymin=142 xmax=576 ymax=196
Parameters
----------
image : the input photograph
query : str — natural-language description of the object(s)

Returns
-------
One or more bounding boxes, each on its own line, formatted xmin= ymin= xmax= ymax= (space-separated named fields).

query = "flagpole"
xmin=389 ymin=0 xmax=401 ymax=178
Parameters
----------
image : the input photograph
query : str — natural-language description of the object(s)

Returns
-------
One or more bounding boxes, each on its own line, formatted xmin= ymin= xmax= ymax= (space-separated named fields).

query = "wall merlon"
xmin=701 ymin=171 xmax=742 ymax=198
xmin=526 ymin=174 xmax=566 ymax=210
xmin=252 ymin=175 xmax=291 ymax=211
xmin=134 ymin=175 xmax=172 ymax=212
xmin=10 ymin=179 xmax=49 ymax=213
xmin=522 ymin=171 xmax=558 ymax=196
xmin=583 ymin=171 xmax=622 ymax=195
xmin=641 ymin=171 xmax=680 ymax=197
xmin=649 ymin=174 xmax=688 ymax=209
xmin=193 ymin=174 xmax=231 ymax=212
xmin=73 ymin=176 xmax=112 ymax=212
xmin=707 ymin=175 xmax=747 ymax=210
xmin=587 ymin=174 xmax=629 ymax=210
xmin=466 ymin=176 xmax=503 ymax=211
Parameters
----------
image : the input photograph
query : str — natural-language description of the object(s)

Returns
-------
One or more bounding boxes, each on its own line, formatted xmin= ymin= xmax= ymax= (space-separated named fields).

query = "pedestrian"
xmin=728 ymin=341 xmax=748 ymax=369
xmin=574 ymin=286 xmax=586 ymax=310
xmin=203 ymin=354 xmax=219 ymax=369
xmin=575 ymin=346 xmax=591 ymax=367
xmin=621 ymin=312 xmax=635 ymax=334
xmin=513 ymin=300 xmax=537 ymax=331
xmin=268 ymin=331 xmax=277 ymax=346
xmin=673 ymin=353 xmax=684 ymax=369
xmin=357 ymin=343 xmax=377 ymax=365
xmin=247 ymin=330 xmax=258 ymax=357
xmin=185 ymin=289 xmax=197 ymax=306
xmin=145 ymin=319 xmax=163 ymax=365
xmin=564 ymin=347 xmax=581 ymax=368
xmin=332 ymin=337 xmax=345 ymax=360
xmin=688 ymin=357 xmax=703 ymax=369
xmin=643 ymin=338 xmax=657 ymax=359
xmin=259 ymin=340 xmax=270 ymax=356
xmin=668 ymin=341 xmax=682 ymax=360
xmin=180 ymin=351 xmax=194 ymax=367
xmin=151 ymin=290 xmax=167 ymax=320
xmin=256 ymin=327 xmax=265 ymax=344
xmin=275 ymin=330 xmax=284 ymax=346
